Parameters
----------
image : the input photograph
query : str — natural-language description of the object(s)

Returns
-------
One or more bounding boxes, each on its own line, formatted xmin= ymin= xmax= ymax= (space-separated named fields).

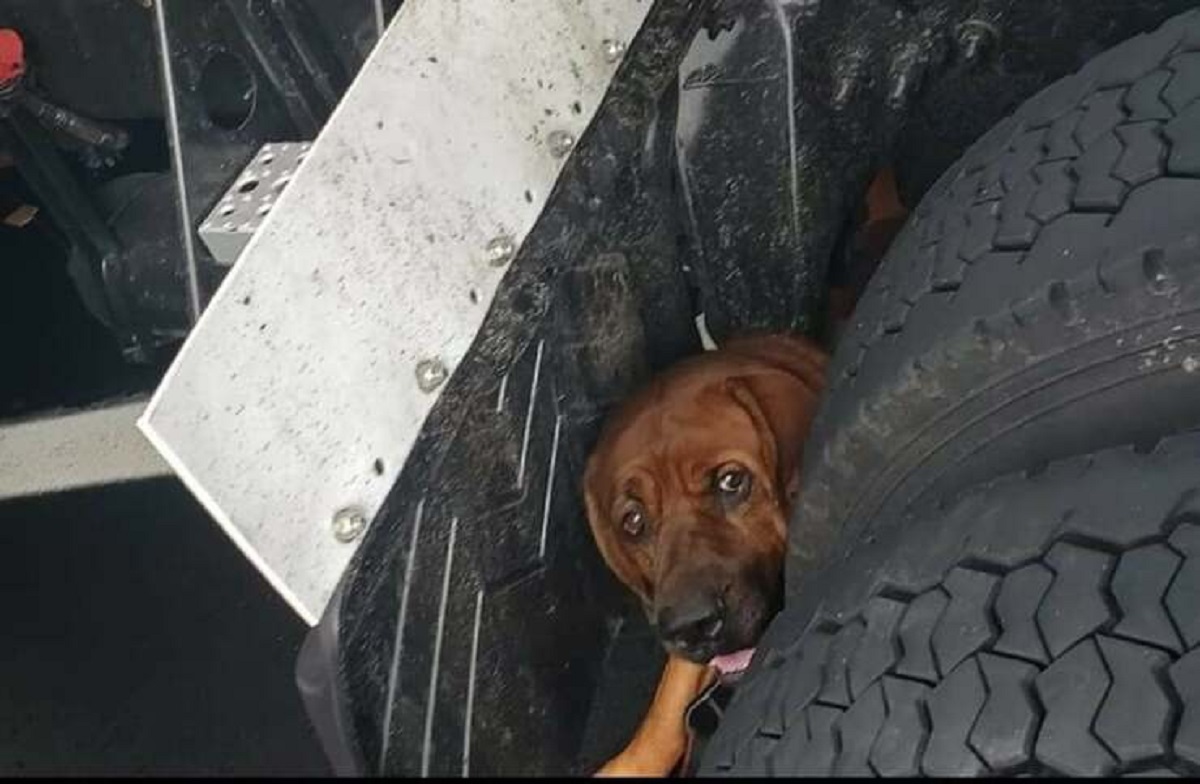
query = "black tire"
xmin=790 ymin=8 xmax=1200 ymax=587
xmin=700 ymin=433 xmax=1200 ymax=777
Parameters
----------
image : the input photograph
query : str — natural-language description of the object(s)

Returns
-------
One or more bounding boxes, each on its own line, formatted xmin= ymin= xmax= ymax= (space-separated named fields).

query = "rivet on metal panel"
xmin=415 ymin=358 xmax=449 ymax=392
xmin=331 ymin=506 xmax=368 ymax=543
xmin=546 ymin=129 xmax=576 ymax=158
xmin=485 ymin=234 xmax=516 ymax=267
xmin=601 ymin=39 xmax=626 ymax=63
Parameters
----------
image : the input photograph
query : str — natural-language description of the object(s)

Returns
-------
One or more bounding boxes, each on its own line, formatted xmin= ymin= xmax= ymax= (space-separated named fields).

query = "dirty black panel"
xmin=675 ymin=0 xmax=803 ymax=343
xmin=553 ymin=255 xmax=655 ymax=421
xmin=461 ymin=567 xmax=609 ymax=777
xmin=677 ymin=0 xmax=1199 ymax=342
xmin=0 ymin=478 xmax=329 ymax=776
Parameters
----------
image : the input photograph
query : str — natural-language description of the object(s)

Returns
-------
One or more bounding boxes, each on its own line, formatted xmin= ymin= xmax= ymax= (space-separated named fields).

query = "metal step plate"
xmin=198 ymin=142 xmax=312 ymax=266
xmin=139 ymin=0 xmax=650 ymax=624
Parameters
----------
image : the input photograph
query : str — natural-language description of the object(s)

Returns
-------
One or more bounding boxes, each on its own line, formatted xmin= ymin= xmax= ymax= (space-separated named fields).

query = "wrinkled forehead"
xmin=598 ymin=377 xmax=763 ymax=491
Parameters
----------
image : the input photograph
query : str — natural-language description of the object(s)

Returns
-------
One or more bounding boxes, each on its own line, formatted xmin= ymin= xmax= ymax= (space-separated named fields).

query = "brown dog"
xmin=585 ymin=333 xmax=827 ymax=776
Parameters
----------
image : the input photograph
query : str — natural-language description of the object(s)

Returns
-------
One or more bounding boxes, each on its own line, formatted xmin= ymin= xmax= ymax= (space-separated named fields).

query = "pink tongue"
xmin=709 ymin=647 xmax=755 ymax=675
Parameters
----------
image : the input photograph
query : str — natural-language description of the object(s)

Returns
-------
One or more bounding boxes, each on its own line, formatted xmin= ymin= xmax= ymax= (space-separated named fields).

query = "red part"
xmin=0 ymin=28 xmax=25 ymax=88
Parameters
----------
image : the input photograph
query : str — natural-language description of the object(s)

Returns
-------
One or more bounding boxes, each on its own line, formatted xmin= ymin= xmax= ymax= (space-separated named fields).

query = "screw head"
xmin=485 ymin=234 xmax=516 ymax=267
xmin=547 ymin=129 xmax=576 ymax=158
xmin=332 ymin=506 xmax=367 ymax=543
xmin=415 ymin=357 xmax=449 ymax=392
xmin=601 ymin=38 xmax=626 ymax=64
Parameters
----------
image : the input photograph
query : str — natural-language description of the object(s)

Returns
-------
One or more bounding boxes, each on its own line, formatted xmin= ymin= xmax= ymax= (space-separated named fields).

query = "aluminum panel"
xmin=140 ymin=0 xmax=647 ymax=623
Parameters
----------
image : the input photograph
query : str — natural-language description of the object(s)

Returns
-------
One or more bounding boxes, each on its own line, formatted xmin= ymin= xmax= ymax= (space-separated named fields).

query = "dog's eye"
xmin=715 ymin=465 xmax=751 ymax=498
xmin=622 ymin=506 xmax=646 ymax=538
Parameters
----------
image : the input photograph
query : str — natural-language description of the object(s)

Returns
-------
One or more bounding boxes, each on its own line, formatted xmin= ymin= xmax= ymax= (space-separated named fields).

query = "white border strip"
xmin=421 ymin=516 xmax=458 ymax=777
xmin=378 ymin=498 xmax=425 ymax=772
xmin=0 ymin=401 xmax=169 ymax=499
xmin=462 ymin=587 xmax=485 ymax=777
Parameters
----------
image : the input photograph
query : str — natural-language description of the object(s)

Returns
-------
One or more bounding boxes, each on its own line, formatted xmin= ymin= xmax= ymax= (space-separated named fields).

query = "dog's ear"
xmin=726 ymin=364 xmax=823 ymax=507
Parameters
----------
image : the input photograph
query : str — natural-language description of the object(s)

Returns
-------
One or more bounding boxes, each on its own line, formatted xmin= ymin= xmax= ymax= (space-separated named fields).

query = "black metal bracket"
xmin=0 ymin=101 xmax=145 ymax=358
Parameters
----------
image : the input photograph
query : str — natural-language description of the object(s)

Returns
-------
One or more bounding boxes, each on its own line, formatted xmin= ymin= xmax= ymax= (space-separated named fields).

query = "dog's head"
xmin=584 ymin=335 xmax=825 ymax=672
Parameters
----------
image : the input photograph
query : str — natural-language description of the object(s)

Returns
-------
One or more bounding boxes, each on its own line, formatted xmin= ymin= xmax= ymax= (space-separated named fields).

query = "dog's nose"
xmin=657 ymin=595 xmax=724 ymax=652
